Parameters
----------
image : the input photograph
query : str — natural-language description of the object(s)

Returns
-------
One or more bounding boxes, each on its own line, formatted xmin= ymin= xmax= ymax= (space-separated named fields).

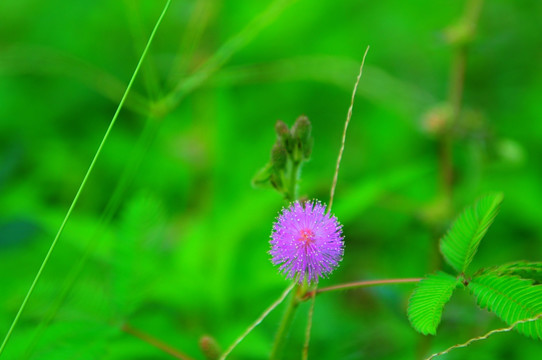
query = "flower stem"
xmin=302 ymin=278 xmax=422 ymax=300
xmin=441 ymin=0 xmax=483 ymax=199
xmin=426 ymin=313 xmax=542 ymax=360
xmin=285 ymin=160 xmax=301 ymax=202
xmin=328 ymin=45 xmax=369 ymax=212
xmin=301 ymin=292 xmax=316 ymax=360
xmin=219 ymin=283 xmax=295 ymax=360
xmin=270 ymin=283 xmax=304 ymax=360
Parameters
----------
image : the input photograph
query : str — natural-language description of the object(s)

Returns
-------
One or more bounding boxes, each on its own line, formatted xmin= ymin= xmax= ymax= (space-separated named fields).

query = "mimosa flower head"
xmin=270 ymin=200 xmax=344 ymax=284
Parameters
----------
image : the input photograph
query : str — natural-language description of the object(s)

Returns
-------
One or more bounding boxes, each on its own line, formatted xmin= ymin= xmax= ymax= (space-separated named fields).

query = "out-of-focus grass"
xmin=1 ymin=0 xmax=541 ymax=359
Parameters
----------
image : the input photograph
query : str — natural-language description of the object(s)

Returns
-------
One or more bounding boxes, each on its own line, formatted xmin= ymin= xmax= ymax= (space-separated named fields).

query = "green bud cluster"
xmin=252 ymin=115 xmax=314 ymax=200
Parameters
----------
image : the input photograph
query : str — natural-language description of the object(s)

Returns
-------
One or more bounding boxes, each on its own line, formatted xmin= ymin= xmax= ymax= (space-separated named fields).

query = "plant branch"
xmin=220 ymin=282 xmax=295 ymax=360
xmin=302 ymin=278 xmax=422 ymax=300
xmin=122 ymin=323 xmax=194 ymax=360
xmin=426 ymin=313 xmax=542 ymax=360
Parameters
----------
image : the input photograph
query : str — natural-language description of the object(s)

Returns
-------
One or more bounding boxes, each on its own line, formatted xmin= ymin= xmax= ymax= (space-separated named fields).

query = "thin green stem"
xmin=269 ymin=160 xmax=302 ymax=357
xmin=123 ymin=0 xmax=163 ymax=100
xmin=0 ymin=1 xmax=171 ymax=355
xmin=301 ymin=47 xmax=370 ymax=360
xmin=302 ymin=278 xmax=422 ymax=300
xmin=286 ymin=161 xmax=301 ymax=202
xmin=270 ymin=284 xmax=304 ymax=360
xmin=301 ymin=292 xmax=316 ymax=360
xmin=23 ymin=119 xmax=160 ymax=359
xmin=219 ymin=282 xmax=295 ymax=360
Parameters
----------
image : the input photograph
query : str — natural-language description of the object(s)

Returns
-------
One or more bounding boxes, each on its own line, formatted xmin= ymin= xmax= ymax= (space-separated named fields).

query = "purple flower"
xmin=270 ymin=200 xmax=344 ymax=284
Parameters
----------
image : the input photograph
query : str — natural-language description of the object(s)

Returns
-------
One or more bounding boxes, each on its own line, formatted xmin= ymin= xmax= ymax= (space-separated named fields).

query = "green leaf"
xmin=440 ymin=193 xmax=504 ymax=273
xmin=468 ymin=273 xmax=542 ymax=340
xmin=477 ymin=261 xmax=542 ymax=284
xmin=408 ymin=272 xmax=460 ymax=335
xmin=251 ymin=162 xmax=274 ymax=188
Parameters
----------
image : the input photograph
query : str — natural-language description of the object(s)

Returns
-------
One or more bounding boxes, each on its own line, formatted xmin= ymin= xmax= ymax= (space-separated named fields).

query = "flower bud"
xmin=290 ymin=116 xmax=312 ymax=162
xmin=291 ymin=115 xmax=311 ymax=144
xmin=271 ymin=142 xmax=287 ymax=171
xmin=421 ymin=105 xmax=452 ymax=137
xmin=275 ymin=120 xmax=290 ymax=139
xmin=199 ymin=335 xmax=221 ymax=360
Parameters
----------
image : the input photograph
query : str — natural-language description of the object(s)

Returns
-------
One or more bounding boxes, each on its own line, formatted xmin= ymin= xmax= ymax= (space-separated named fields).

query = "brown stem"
xmin=122 ymin=323 xmax=194 ymax=360
xmin=301 ymin=278 xmax=422 ymax=301
xmin=424 ymin=1 xmax=484 ymax=357
xmin=448 ymin=48 xmax=467 ymax=122
xmin=440 ymin=47 xmax=466 ymax=198
xmin=441 ymin=0 xmax=484 ymax=198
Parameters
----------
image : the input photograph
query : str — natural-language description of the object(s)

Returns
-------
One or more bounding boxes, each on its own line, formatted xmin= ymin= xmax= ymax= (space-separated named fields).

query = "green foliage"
xmin=409 ymin=194 xmax=542 ymax=344
xmin=32 ymin=321 xmax=118 ymax=360
xmin=440 ymin=193 xmax=504 ymax=274
xmin=113 ymin=192 xmax=165 ymax=318
xmin=2 ymin=0 xmax=542 ymax=358
xmin=407 ymin=272 xmax=460 ymax=335
xmin=468 ymin=273 xmax=542 ymax=340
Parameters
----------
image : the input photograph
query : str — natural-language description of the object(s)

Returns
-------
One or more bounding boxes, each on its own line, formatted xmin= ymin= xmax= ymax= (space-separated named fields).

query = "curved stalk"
xmin=302 ymin=278 xmax=422 ymax=301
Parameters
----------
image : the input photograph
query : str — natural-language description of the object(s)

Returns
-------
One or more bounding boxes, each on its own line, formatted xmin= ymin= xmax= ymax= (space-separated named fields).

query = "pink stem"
xmin=302 ymin=278 xmax=422 ymax=301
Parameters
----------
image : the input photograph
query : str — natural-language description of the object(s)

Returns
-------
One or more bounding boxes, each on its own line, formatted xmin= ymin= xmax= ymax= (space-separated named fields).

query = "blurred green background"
xmin=1 ymin=0 xmax=541 ymax=359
